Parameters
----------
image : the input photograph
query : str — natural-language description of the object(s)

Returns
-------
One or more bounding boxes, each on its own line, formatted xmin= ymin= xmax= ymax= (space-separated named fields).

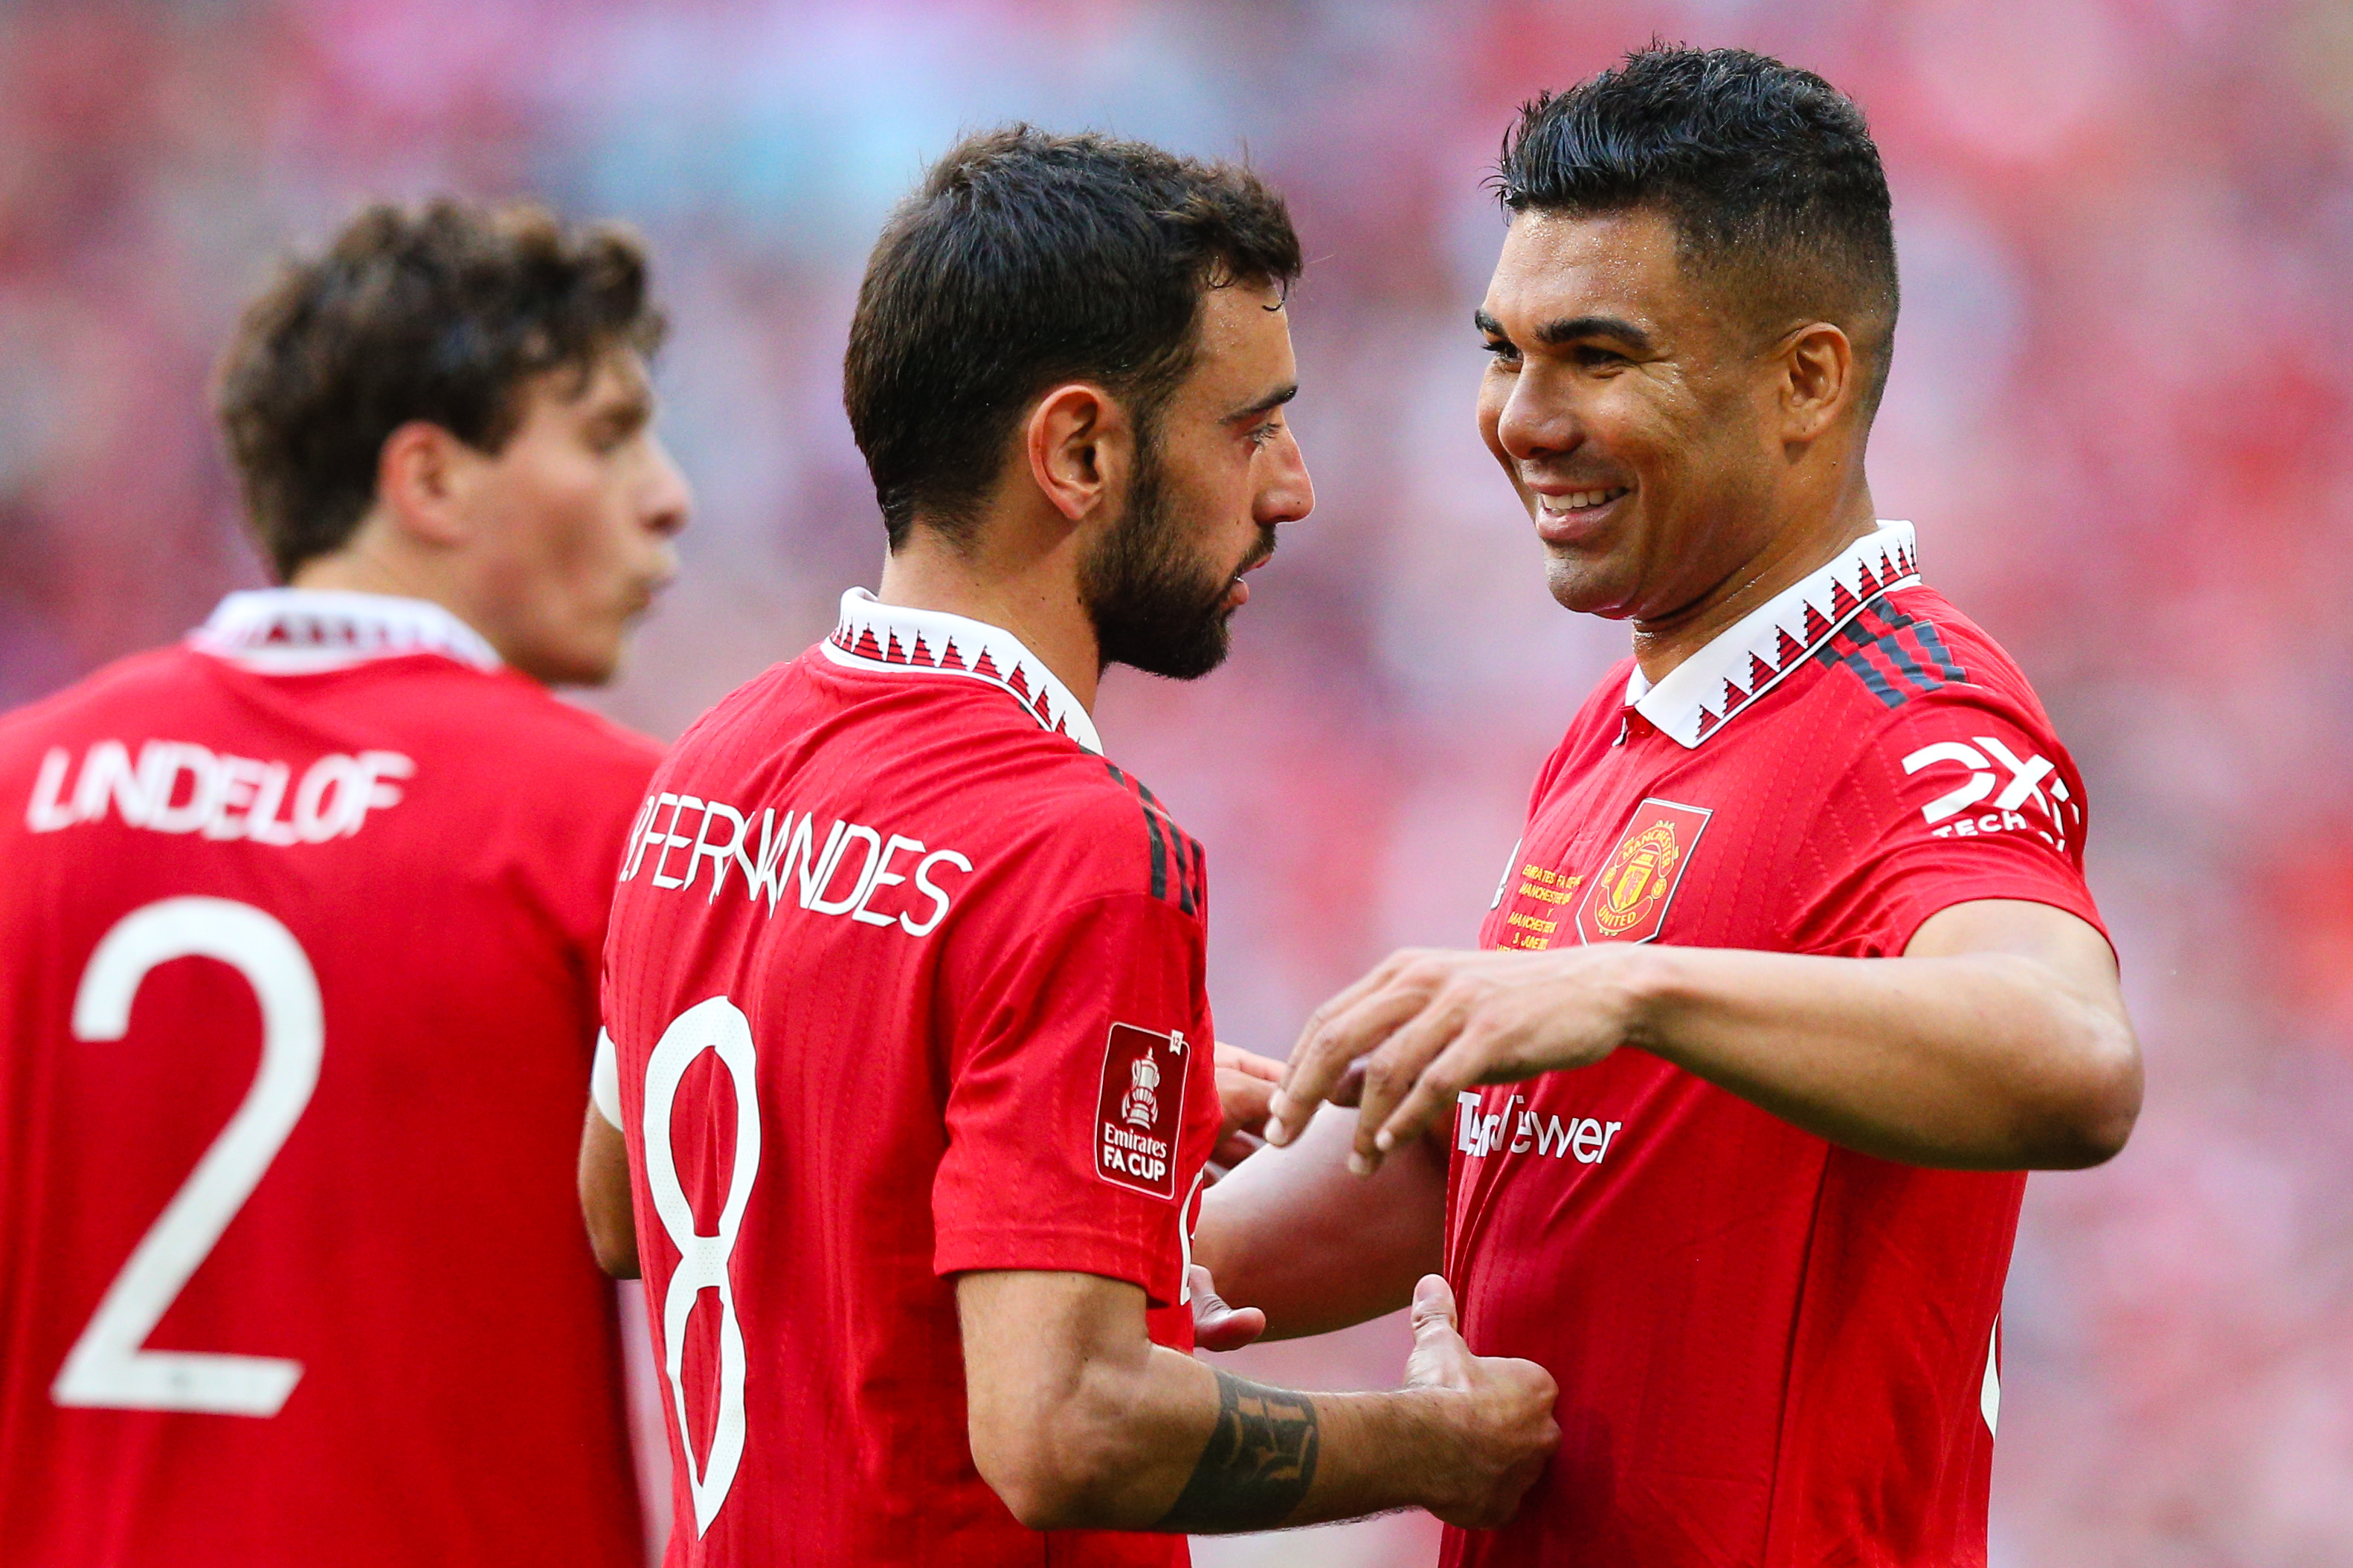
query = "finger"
xmin=1409 ymin=1274 xmax=1459 ymax=1342
xmin=1269 ymin=953 xmax=1422 ymax=1122
xmin=1194 ymin=1302 xmax=1267 ymax=1352
xmin=1268 ymin=984 xmax=1429 ymax=1147
xmin=1371 ymin=1028 xmax=1493 ymax=1160
xmin=1215 ymin=1068 xmax=1278 ymax=1137
xmin=1188 ymin=1265 xmax=1268 ymax=1352
xmin=1346 ymin=998 xmax=1468 ymax=1173
xmin=1212 ymin=1128 xmax=1266 ymax=1168
xmin=1215 ymin=1042 xmax=1287 ymax=1084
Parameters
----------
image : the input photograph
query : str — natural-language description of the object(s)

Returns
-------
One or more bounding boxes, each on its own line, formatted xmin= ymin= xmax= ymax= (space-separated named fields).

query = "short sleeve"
xmin=590 ymin=1028 xmax=622 ymax=1128
xmin=932 ymin=891 xmax=1214 ymax=1307
xmin=1799 ymin=684 xmax=2108 ymax=956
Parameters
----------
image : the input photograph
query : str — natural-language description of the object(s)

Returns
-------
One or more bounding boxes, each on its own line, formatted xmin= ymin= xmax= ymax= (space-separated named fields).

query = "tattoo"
xmin=1156 ymin=1369 xmax=1320 ymax=1533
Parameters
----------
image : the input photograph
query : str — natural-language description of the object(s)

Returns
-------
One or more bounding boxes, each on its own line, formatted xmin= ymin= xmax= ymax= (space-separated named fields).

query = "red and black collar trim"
xmin=821 ymin=588 xmax=1102 ymax=755
xmin=1624 ymin=522 xmax=1921 ymax=749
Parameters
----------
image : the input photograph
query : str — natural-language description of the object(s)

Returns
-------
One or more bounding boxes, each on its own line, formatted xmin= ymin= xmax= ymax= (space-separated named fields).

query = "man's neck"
xmin=876 ymin=520 xmax=1103 ymax=714
xmin=1629 ymin=485 xmax=1879 ymax=685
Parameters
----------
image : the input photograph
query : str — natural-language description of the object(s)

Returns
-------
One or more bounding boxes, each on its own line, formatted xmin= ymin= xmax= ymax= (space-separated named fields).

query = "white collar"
xmin=191 ymin=589 xmax=503 ymax=674
xmin=821 ymin=587 xmax=1103 ymax=756
xmin=1624 ymin=521 xmax=1920 ymax=749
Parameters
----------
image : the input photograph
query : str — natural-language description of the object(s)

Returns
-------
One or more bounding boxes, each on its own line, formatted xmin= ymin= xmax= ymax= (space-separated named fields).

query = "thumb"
xmin=1410 ymin=1273 xmax=1460 ymax=1340
xmin=1188 ymin=1264 xmax=1267 ymax=1353
xmin=1405 ymin=1274 xmax=1472 ymax=1390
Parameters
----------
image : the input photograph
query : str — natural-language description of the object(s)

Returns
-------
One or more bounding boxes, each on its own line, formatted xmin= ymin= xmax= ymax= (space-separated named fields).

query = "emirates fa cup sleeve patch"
xmin=1095 ymin=1023 xmax=1190 ymax=1198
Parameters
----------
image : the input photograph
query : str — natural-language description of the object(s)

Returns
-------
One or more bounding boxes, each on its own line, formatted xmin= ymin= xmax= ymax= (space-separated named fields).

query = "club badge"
xmin=1095 ymin=1023 xmax=1188 ymax=1198
xmin=1575 ymin=797 xmax=1712 ymax=945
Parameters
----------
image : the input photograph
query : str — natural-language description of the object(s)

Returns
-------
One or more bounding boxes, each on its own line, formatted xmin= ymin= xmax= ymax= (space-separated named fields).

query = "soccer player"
xmin=1201 ymin=48 xmax=2145 ymax=1567
xmin=0 ymin=200 xmax=689 ymax=1567
xmin=587 ymin=128 xmax=1559 ymax=1564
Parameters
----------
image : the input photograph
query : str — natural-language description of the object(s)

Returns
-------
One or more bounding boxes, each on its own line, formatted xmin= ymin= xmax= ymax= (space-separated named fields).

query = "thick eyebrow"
xmin=1223 ymin=381 xmax=1298 ymax=422
xmin=1475 ymin=309 xmax=1655 ymax=354
xmin=585 ymin=385 xmax=654 ymax=437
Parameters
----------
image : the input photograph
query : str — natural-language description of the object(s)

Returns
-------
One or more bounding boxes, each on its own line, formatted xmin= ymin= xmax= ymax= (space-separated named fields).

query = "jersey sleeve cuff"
xmin=933 ymin=1228 xmax=1179 ymax=1308
xmin=590 ymin=1029 xmax=622 ymax=1129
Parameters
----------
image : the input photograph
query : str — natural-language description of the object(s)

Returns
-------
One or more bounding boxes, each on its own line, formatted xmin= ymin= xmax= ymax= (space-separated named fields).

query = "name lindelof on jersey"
xmin=24 ymin=738 xmax=413 ymax=844
xmin=1901 ymin=735 xmax=2081 ymax=854
xmin=621 ymin=790 xmax=973 ymax=938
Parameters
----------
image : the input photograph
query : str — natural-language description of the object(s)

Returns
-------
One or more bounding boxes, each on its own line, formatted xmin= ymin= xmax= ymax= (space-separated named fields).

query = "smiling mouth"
xmin=1535 ymin=486 xmax=1629 ymax=514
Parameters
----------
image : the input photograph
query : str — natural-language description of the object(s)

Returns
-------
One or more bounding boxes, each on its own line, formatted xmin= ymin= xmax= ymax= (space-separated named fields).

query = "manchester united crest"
xmin=1575 ymin=798 xmax=1713 ymax=945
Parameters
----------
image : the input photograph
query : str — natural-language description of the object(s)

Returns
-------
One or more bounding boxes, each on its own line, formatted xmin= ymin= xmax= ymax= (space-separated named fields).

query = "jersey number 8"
xmin=641 ymin=996 xmax=762 ymax=1536
xmin=54 ymin=897 xmax=323 ymax=1417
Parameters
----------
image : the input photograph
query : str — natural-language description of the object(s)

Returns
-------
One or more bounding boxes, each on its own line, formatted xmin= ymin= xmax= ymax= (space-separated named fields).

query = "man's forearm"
xmin=1278 ymin=899 xmax=2140 ymax=1176
xmin=1194 ymin=1108 xmax=1443 ymax=1339
xmin=960 ymin=1268 xmax=1544 ymax=1535
xmin=1065 ymin=1349 xmax=1482 ymax=1532
xmin=1633 ymin=938 xmax=2138 ymax=1169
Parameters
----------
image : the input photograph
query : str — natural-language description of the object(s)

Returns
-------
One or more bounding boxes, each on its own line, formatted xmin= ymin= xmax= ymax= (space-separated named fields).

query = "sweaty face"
xmin=1080 ymin=282 xmax=1313 ymax=680
xmin=463 ymin=349 xmax=691 ymax=685
xmin=1476 ymin=207 xmax=1784 ymax=625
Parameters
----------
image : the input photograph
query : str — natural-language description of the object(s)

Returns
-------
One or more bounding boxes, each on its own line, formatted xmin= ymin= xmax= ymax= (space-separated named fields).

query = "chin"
xmin=1543 ymin=558 xmax=1639 ymax=619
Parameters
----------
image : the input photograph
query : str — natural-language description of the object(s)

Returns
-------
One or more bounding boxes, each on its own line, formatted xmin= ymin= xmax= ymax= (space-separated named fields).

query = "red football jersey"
xmin=1444 ymin=526 xmax=2107 ymax=1568
xmin=600 ymin=590 xmax=1219 ymax=1567
xmin=0 ymin=591 xmax=654 ymax=1567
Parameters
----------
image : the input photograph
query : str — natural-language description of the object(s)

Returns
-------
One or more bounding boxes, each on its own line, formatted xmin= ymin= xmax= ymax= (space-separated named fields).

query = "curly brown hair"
xmin=215 ymin=199 xmax=666 ymax=581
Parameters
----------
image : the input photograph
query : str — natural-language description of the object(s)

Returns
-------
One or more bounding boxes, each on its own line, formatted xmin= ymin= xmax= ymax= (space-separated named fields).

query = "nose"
xmin=643 ymin=436 xmax=692 ymax=539
xmin=1493 ymin=364 xmax=1582 ymax=466
xmin=1255 ymin=425 xmax=1315 ymax=529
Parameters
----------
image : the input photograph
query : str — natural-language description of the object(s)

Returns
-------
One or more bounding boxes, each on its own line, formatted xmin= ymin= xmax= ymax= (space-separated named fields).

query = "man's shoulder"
xmin=1792 ymin=585 xmax=2059 ymax=744
xmin=0 ymin=644 xmax=207 ymax=751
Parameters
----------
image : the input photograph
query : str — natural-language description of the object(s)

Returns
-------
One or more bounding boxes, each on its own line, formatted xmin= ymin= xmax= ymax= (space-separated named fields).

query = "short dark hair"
xmin=216 ymin=199 xmax=665 ymax=581
xmin=844 ymin=126 xmax=1301 ymax=550
xmin=1496 ymin=45 xmax=1899 ymax=415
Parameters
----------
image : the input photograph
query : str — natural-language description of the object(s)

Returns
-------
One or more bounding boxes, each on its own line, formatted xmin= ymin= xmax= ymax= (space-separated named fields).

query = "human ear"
xmin=1777 ymin=323 xmax=1856 ymax=443
xmin=1023 ymin=382 xmax=1133 ymax=524
xmin=373 ymin=420 xmax=474 ymax=549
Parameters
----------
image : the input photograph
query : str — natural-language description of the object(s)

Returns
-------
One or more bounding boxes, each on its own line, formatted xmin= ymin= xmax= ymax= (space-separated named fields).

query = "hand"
xmin=1400 ymin=1274 xmax=1558 ymax=1529
xmin=1211 ymin=1041 xmax=1286 ymax=1170
xmin=1266 ymin=947 xmax=1649 ymax=1174
xmin=1185 ymin=1263 xmax=1266 ymax=1352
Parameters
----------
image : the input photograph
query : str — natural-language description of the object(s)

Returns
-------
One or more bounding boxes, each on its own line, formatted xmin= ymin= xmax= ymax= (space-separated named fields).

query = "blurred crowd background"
xmin=4 ymin=0 xmax=2349 ymax=1562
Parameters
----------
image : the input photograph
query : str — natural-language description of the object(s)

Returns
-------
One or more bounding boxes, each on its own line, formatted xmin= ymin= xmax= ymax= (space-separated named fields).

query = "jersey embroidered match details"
xmin=0 ymin=590 xmax=656 ymax=1568
xmin=1444 ymin=524 xmax=2107 ymax=1568
xmin=600 ymin=589 xmax=1219 ymax=1567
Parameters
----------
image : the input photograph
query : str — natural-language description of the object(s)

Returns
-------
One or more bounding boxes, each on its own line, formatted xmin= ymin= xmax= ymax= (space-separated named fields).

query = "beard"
xmin=1079 ymin=436 xmax=1272 ymax=681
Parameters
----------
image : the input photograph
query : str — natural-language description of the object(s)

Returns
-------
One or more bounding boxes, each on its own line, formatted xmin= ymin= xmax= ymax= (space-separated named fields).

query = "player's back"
xmin=604 ymin=595 xmax=1212 ymax=1566
xmin=0 ymin=594 xmax=654 ymax=1567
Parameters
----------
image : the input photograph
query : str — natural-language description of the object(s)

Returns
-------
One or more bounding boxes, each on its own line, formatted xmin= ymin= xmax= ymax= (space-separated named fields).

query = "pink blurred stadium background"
xmin=4 ymin=1 xmax=2349 ymax=1562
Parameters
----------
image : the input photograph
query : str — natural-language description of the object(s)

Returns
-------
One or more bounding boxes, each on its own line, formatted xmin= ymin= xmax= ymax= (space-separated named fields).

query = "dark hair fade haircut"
xmin=216 ymin=199 xmax=665 ymax=581
xmin=1497 ymin=45 xmax=1899 ymax=416
xmin=845 ymin=125 xmax=1301 ymax=550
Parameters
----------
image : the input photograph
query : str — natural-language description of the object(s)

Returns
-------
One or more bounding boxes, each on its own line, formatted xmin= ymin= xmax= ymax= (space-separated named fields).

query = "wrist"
xmin=1606 ymin=941 xmax=1684 ymax=1059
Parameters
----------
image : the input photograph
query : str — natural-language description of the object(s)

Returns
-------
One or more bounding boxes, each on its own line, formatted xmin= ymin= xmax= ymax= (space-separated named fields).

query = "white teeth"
xmin=1539 ymin=487 xmax=1625 ymax=512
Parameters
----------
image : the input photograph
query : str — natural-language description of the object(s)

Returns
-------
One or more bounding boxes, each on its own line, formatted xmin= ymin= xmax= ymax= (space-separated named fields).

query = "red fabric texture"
xmin=1444 ymin=584 xmax=2103 ymax=1568
xmin=602 ymin=645 xmax=1215 ymax=1567
xmin=0 ymin=644 xmax=655 ymax=1568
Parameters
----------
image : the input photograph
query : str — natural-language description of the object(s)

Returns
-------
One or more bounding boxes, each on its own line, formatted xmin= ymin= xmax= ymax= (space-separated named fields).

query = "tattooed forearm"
xmin=1156 ymin=1369 xmax=1320 ymax=1533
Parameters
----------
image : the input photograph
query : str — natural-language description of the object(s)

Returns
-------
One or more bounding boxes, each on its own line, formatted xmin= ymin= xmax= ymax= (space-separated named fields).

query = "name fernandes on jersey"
xmin=619 ymin=787 xmax=972 ymax=938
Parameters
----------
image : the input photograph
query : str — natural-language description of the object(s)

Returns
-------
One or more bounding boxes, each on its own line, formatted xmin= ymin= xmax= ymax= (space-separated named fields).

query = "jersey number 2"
xmin=52 ymin=897 xmax=323 ymax=1417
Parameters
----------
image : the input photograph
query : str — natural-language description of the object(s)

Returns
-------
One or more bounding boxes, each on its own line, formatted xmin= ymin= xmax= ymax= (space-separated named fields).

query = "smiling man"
xmin=1202 ymin=47 xmax=2143 ymax=1567
xmin=588 ymin=128 xmax=1557 ymax=1566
